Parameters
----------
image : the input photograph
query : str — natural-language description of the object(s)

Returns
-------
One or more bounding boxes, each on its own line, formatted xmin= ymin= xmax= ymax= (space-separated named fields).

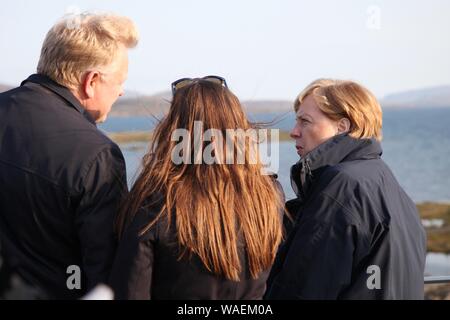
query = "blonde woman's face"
xmin=290 ymin=94 xmax=339 ymax=157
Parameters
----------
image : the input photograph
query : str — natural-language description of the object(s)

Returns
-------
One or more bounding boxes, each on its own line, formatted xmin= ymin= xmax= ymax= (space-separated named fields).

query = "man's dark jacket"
xmin=0 ymin=74 xmax=127 ymax=299
xmin=265 ymin=134 xmax=427 ymax=300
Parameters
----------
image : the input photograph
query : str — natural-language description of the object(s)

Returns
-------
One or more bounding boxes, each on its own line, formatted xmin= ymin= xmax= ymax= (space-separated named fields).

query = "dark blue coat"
xmin=265 ymin=133 xmax=427 ymax=299
xmin=0 ymin=74 xmax=127 ymax=299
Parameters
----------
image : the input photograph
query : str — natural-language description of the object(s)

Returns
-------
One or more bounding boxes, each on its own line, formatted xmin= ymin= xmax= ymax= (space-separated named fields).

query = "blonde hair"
xmin=294 ymin=79 xmax=383 ymax=140
xmin=116 ymin=81 xmax=284 ymax=281
xmin=37 ymin=12 xmax=139 ymax=89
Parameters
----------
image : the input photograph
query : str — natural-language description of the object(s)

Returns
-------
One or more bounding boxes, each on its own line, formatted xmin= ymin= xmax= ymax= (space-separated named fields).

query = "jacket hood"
xmin=290 ymin=133 xmax=382 ymax=199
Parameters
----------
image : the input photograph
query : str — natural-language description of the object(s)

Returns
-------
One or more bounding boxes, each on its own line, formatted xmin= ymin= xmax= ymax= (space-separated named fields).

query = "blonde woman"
xmin=265 ymin=79 xmax=427 ymax=300
xmin=110 ymin=77 xmax=284 ymax=299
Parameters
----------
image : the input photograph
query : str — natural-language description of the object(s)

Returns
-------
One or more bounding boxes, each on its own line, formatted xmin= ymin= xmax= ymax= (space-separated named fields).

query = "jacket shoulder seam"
xmin=0 ymin=157 xmax=70 ymax=194
xmin=319 ymin=191 xmax=366 ymax=229
xmin=77 ymin=142 xmax=123 ymax=188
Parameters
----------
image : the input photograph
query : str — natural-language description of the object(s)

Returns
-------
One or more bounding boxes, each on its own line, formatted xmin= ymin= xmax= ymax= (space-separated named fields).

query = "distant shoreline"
xmin=107 ymin=130 xmax=292 ymax=144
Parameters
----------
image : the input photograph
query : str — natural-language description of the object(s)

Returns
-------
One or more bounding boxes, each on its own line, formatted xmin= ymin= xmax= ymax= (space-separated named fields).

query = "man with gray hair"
xmin=0 ymin=13 xmax=139 ymax=299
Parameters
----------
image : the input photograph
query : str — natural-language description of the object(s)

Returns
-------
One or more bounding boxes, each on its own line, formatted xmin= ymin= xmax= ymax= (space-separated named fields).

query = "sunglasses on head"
xmin=171 ymin=75 xmax=228 ymax=95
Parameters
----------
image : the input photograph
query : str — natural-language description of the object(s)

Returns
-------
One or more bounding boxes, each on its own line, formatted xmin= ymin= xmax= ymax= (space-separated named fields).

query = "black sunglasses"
xmin=171 ymin=75 xmax=228 ymax=95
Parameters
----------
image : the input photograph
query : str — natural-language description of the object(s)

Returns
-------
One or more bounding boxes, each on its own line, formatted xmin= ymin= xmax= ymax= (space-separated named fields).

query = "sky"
xmin=1 ymin=0 xmax=449 ymax=100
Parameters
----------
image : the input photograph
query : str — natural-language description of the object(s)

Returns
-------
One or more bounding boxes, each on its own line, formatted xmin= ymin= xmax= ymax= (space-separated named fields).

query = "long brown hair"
xmin=116 ymin=80 xmax=283 ymax=281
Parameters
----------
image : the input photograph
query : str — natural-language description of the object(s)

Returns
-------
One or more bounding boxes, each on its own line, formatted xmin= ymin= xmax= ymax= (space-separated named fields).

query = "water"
xmin=101 ymin=116 xmax=159 ymax=132
xmin=425 ymin=253 xmax=450 ymax=276
xmin=100 ymin=108 xmax=450 ymax=276
xmin=100 ymin=108 xmax=450 ymax=203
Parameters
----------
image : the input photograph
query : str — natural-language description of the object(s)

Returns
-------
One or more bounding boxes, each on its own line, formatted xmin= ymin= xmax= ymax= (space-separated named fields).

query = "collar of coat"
xmin=290 ymin=133 xmax=383 ymax=200
xmin=20 ymin=74 xmax=96 ymax=125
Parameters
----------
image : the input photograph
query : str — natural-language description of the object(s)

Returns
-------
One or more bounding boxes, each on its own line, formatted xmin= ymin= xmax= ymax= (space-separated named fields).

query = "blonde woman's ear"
xmin=337 ymin=118 xmax=351 ymax=134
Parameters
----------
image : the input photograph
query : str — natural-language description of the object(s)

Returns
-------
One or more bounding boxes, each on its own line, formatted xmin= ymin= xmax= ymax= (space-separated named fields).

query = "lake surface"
xmin=100 ymin=108 xmax=450 ymax=203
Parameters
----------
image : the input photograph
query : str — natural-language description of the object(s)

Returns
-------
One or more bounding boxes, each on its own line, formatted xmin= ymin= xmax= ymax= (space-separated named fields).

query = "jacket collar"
xmin=21 ymin=74 xmax=96 ymax=125
xmin=290 ymin=133 xmax=382 ymax=200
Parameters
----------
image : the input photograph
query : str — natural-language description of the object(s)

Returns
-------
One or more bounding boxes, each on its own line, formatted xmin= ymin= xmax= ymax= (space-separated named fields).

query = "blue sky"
xmin=1 ymin=0 xmax=449 ymax=100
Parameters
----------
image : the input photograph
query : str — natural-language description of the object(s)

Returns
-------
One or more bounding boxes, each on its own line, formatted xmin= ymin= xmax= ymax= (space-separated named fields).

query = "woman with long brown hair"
xmin=109 ymin=76 xmax=284 ymax=299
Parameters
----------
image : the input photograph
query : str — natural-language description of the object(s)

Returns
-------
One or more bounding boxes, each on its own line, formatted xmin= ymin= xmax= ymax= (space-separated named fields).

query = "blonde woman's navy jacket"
xmin=0 ymin=74 xmax=127 ymax=299
xmin=265 ymin=134 xmax=427 ymax=300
